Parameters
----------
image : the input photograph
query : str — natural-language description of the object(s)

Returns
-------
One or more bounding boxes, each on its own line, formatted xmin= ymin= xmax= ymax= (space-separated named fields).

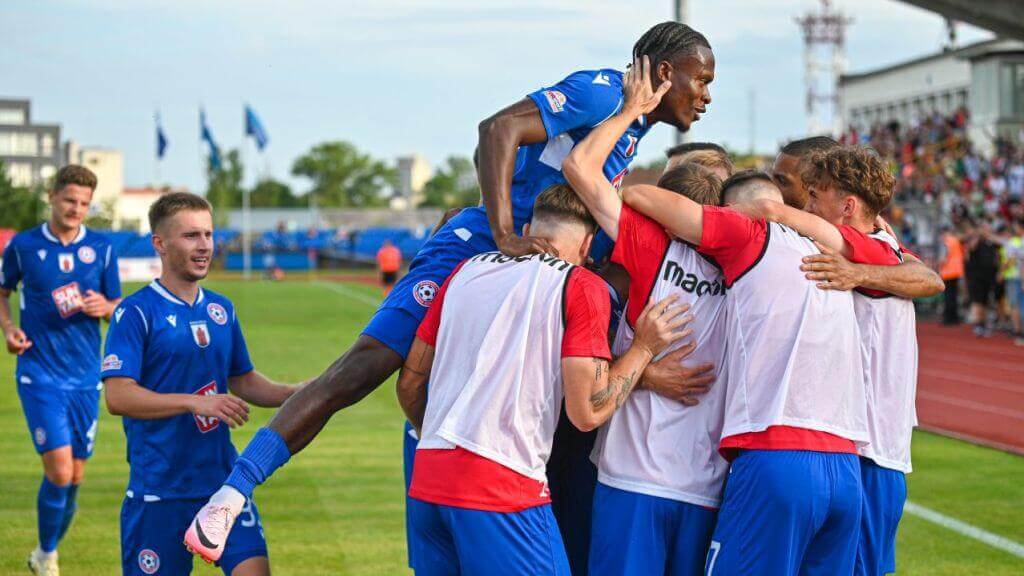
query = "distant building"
xmin=76 ymin=146 xmax=124 ymax=210
xmin=840 ymin=38 xmax=1024 ymax=155
xmin=0 ymin=98 xmax=61 ymax=188
xmin=120 ymin=187 xmax=184 ymax=233
xmin=394 ymin=154 xmax=433 ymax=209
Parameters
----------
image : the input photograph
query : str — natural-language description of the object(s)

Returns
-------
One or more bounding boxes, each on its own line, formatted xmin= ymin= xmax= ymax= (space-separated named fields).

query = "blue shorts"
xmin=404 ymin=421 xmax=420 ymax=569
xmin=855 ymin=458 xmax=906 ymax=576
xmin=408 ymin=498 xmax=570 ymax=576
xmin=17 ymin=383 xmax=99 ymax=459
xmin=707 ymin=450 xmax=862 ymax=576
xmin=590 ymin=483 xmax=717 ymax=576
xmin=547 ymin=408 xmax=598 ymax=576
xmin=120 ymin=495 xmax=267 ymax=575
xmin=364 ymin=207 xmax=497 ymax=358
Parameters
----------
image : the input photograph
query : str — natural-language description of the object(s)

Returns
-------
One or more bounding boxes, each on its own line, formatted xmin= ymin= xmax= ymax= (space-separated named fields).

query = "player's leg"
xmin=666 ymin=500 xmax=717 ymax=576
xmin=59 ymin=388 xmax=100 ymax=542
xmin=706 ymin=451 xmax=821 ymax=576
xmin=588 ymin=482 xmax=668 ymax=576
xmin=449 ymin=504 xmax=571 ymax=576
xmin=854 ymin=459 xmax=906 ymax=576
xmin=404 ymin=421 xmax=421 ymax=569
xmin=547 ymin=409 xmax=598 ymax=576
xmin=121 ymin=497 xmax=195 ymax=576
xmin=407 ymin=498 xmax=459 ymax=576
xmin=219 ymin=497 xmax=270 ymax=576
xmin=798 ymin=453 xmax=862 ymax=576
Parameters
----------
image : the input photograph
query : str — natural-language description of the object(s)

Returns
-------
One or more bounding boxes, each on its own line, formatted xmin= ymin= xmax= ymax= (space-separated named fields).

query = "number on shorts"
xmin=240 ymin=498 xmax=257 ymax=528
xmin=705 ymin=540 xmax=722 ymax=575
xmin=86 ymin=420 xmax=98 ymax=454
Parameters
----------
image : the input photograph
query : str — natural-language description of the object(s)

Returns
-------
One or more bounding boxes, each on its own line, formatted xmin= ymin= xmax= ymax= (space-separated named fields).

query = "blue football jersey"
xmin=101 ymin=281 xmax=254 ymax=500
xmin=1 ymin=224 xmax=121 ymax=390
xmin=514 ymin=69 xmax=651 ymax=230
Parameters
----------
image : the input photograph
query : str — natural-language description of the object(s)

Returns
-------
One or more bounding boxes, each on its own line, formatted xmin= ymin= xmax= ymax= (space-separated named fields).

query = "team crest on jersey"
xmin=58 ymin=253 xmax=75 ymax=273
xmin=193 ymin=381 xmax=220 ymax=432
xmin=543 ymin=90 xmax=566 ymax=113
xmin=611 ymin=167 xmax=629 ymax=189
xmin=190 ymin=321 xmax=211 ymax=348
xmin=34 ymin=427 xmax=46 ymax=446
xmin=138 ymin=549 xmax=160 ymax=574
xmin=624 ymin=134 xmax=638 ymax=157
xmin=207 ymin=302 xmax=228 ymax=325
xmin=77 ymin=245 xmax=96 ymax=264
xmin=51 ymin=282 xmax=84 ymax=318
xmin=413 ymin=280 xmax=439 ymax=307
xmin=102 ymin=354 xmax=122 ymax=371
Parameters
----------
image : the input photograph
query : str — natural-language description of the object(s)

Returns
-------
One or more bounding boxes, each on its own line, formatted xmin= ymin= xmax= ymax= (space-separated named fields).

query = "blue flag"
xmin=200 ymin=108 xmax=222 ymax=171
xmin=245 ymin=105 xmax=269 ymax=151
xmin=156 ymin=112 xmax=168 ymax=160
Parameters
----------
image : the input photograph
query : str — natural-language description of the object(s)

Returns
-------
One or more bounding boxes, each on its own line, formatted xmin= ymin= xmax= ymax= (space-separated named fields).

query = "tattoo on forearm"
xmin=589 ymin=359 xmax=612 ymax=409
xmin=613 ymin=369 xmax=639 ymax=408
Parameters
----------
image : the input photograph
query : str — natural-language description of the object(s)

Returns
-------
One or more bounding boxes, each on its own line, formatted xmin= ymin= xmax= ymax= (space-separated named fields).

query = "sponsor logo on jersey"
xmin=34 ymin=427 xmax=46 ymax=446
xmin=58 ymin=253 xmax=75 ymax=273
xmin=138 ymin=549 xmax=160 ymax=574
xmin=413 ymin=280 xmax=439 ymax=307
xmin=193 ymin=381 xmax=220 ymax=432
xmin=207 ymin=302 xmax=228 ymax=325
xmin=102 ymin=354 xmax=123 ymax=371
xmin=624 ymin=134 xmax=638 ymax=157
xmin=51 ymin=282 xmax=84 ymax=318
xmin=190 ymin=321 xmax=211 ymax=348
xmin=543 ymin=90 xmax=566 ymax=113
xmin=77 ymin=245 xmax=96 ymax=264
xmin=661 ymin=260 xmax=728 ymax=296
xmin=611 ymin=167 xmax=629 ymax=189
xmin=166 ymin=314 xmax=177 ymax=327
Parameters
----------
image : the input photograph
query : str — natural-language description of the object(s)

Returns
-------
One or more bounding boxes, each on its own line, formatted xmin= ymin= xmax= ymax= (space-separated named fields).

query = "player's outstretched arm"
xmin=105 ymin=377 xmax=250 ymax=426
xmin=396 ymin=337 xmax=434 ymax=433
xmin=563 ymin=56 xmax=671 ymax=240
xmin=478 ymin=99 xmax=555 ymax=257
xmin=0 ymin=288 xmax=32 ymax=355
xmin=731 ymin=198 xmax=847 ymax=256
xmin=562 ymin=295 xmax=687 ymax=431
xmin=802 ymin=243 xmax=945 ymax=298
xmin=621 ymin=185 xmax=704 ymax=245
xmin=229 ymin=370 xmax=301 ymax=408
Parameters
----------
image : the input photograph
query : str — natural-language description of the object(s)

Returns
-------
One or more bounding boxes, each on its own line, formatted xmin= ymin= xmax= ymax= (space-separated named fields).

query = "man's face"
xmin=48 ymin=184 xmax=93 ymax=230
xmin=654 ymin=46 xmax=714 ymax=132
xmin=804 ymin=184 xmax=847 ymax=226
xmin=771 ymin=153 xmax=807 ymax=209
xmin=155 ymin=210 xmax=214 ymax=282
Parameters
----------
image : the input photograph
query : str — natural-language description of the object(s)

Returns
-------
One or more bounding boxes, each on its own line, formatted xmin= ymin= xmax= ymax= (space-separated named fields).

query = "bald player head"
xmin=772 ymin=136 xmax=839 ymax=209
xmin=721 ymin=169 xmax=783 ymax=206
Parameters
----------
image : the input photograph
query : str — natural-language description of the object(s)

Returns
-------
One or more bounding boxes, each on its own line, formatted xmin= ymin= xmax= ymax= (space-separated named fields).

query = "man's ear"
xmin=522 ymin=223 xmax=531 ymax=237
xmin=151 ymin=232 xmax=165 ymax=255
xmin=580 ymin=230 xmax=595 ymax=263
xmin=656 ymin=60 xmax=672 ymax=83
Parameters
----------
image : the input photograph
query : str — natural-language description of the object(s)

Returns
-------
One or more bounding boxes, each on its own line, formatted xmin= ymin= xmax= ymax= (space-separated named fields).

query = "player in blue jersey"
xmin=185 ymin=21 xmax=715 ymax=569
xmin=102 ymin=193 xmax=300 ymax=576
xmin=0 ymin=165 xmax=122 ymax=576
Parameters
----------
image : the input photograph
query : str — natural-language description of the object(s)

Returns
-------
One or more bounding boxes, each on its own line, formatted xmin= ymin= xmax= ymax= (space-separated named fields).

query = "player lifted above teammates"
xmin=562 ymin=57 xmax=728 ymax=576
xmin=185 ymin=21 xmax=716 ymax=569
xmin=1 ymin=165 xmax=122 ymax=576
xmin=102 ymin=193 xmax=301 ymax=575
xmin=398 ymin=184 xmax=689 ymax=576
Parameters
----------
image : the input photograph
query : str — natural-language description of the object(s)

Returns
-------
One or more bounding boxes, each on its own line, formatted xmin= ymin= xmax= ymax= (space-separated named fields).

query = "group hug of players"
xmin=1 ymin=20 xmax=946 ymax=576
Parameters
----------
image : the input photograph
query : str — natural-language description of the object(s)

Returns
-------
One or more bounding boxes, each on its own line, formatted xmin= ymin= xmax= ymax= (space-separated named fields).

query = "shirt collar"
xmin=40 ymin=223 xmax=87 ymax=246
xmin=149 ymin=279 xmax=205 ymax=307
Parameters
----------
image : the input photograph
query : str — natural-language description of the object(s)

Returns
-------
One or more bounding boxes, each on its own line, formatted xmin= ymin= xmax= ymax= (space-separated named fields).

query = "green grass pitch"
xmin=0 ymin=279 xmax=1022 ymax=574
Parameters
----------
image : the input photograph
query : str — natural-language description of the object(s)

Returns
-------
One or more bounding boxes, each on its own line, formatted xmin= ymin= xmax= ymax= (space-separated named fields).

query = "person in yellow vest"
xmin=939 ymin=227 xmax=965 ymax=325
xmin=1002 ymin=220 xmax=1023 ymax=343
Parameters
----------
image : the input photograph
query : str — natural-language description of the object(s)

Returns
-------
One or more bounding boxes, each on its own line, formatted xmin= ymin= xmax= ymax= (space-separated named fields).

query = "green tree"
xmin=421 ymin=156 xmax=480 ymax=209
xmin=291 ymin=141 xmax=395 ymax=208
xmin=250 ymin=178 xmax=300 ymax=208
xmin=84 ymin=197 xmax=117 ymax=229
xmin=0 ymin=161 xmax=45 ymax=230
xmin=205 ymin=149 xmax=244 ymax=222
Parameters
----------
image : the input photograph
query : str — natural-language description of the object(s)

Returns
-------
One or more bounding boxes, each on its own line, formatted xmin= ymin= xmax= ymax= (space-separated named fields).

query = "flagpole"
xmin=241 ymin=105 xmax=252 ymax=281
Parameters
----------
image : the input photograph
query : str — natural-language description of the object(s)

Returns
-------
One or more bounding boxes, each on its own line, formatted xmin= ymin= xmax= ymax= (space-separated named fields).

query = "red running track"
xmin=916 ymin=321 xmax=1024 ymax=455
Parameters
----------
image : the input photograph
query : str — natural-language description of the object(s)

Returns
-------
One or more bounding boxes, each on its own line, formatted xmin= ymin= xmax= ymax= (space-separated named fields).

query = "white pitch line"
xmin=315 ymin=281 xmax=381 ymax=308
xmin=904 ymin=501 xmax=1024 ymax=559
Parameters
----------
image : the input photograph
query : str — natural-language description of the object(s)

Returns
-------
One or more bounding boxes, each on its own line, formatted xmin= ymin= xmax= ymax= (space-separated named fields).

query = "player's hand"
xmin=82 ymin=290 xmax=112 ymax=318
xmin=4 ymin=328 xmax=32 ymax=355
xmin=633 ymin=296 xmax=692 ymax=359
xmin=801 ymin=241 xmax=863 ymax=291
xmin=496 ymin=232 xmax=559 ymax=258
xmin=189 ymin=394 xmax=250 ymax=428
xmin=622 ymin=55 xmax=672 ymax=118
xmin=640 ymin=342 xmax=715 ymax=407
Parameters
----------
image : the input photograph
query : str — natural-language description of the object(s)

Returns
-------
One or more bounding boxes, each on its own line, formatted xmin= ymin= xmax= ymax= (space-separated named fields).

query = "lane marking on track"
xmin=904 ymin=501 xmax=1024 ymax=559
xmin=315 ymin=281 xmax=382 ymax=308
xmin=916 ymin=391 xmax=1024 ymax=422
xmin=919 ymin=369 xmax=1024 ymax=395
xmin=918 ymin=351 xmax=1024 ymax=373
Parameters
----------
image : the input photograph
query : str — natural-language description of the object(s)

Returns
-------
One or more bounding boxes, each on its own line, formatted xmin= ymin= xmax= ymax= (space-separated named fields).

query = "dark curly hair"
xmin=802 ymin=146 xmax=895 ymax=216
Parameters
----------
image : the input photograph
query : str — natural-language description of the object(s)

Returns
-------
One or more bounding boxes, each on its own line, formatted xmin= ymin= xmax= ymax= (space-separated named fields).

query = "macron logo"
xmin=115 ymin=308 xmax=125 ymax=323
xmin=37 ymin=249 xmax=47 ymax=261
xmin=166 ymin=315 xmax=177 ymax=327
xmin=592 ymin=73 xmax=611 ymax=86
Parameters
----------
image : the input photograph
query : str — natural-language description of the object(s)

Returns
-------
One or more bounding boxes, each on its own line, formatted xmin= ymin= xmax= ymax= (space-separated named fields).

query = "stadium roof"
xmin=839 ymin=37 xmax=1024 ymax=84
xmin=898 ymin=1 xmax=1024 ymax=41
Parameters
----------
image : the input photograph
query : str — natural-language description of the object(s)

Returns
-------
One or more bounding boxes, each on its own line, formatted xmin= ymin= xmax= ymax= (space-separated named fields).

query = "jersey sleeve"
xmin=1 ymin=238 xmax=22 ymax=291
xmin=697 ymin=206 xmax=768 ymax=285
xmin=837 ymin=226 xmax=902 ymax=266
xmin=101 ymin=303 xmax=147 ymax=383
xmin=561 ymin=268 xmax=612 ymax=360
xmin=101 ymin=243 xmax=122 ymax=300
xmin=415 ymin=261 xmax=467 ymax=346
xmin=611 ymin=205 xmax=670 ymax=326
xmin=229 ymin=308 xmax=255 ymax=377
xmin=527 ymin=70 xmax=623 ymax=140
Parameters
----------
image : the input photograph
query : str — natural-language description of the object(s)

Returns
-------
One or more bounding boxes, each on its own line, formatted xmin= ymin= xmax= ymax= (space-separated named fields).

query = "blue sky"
xmin=2 ymin=0 xmax=991 ymax=193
